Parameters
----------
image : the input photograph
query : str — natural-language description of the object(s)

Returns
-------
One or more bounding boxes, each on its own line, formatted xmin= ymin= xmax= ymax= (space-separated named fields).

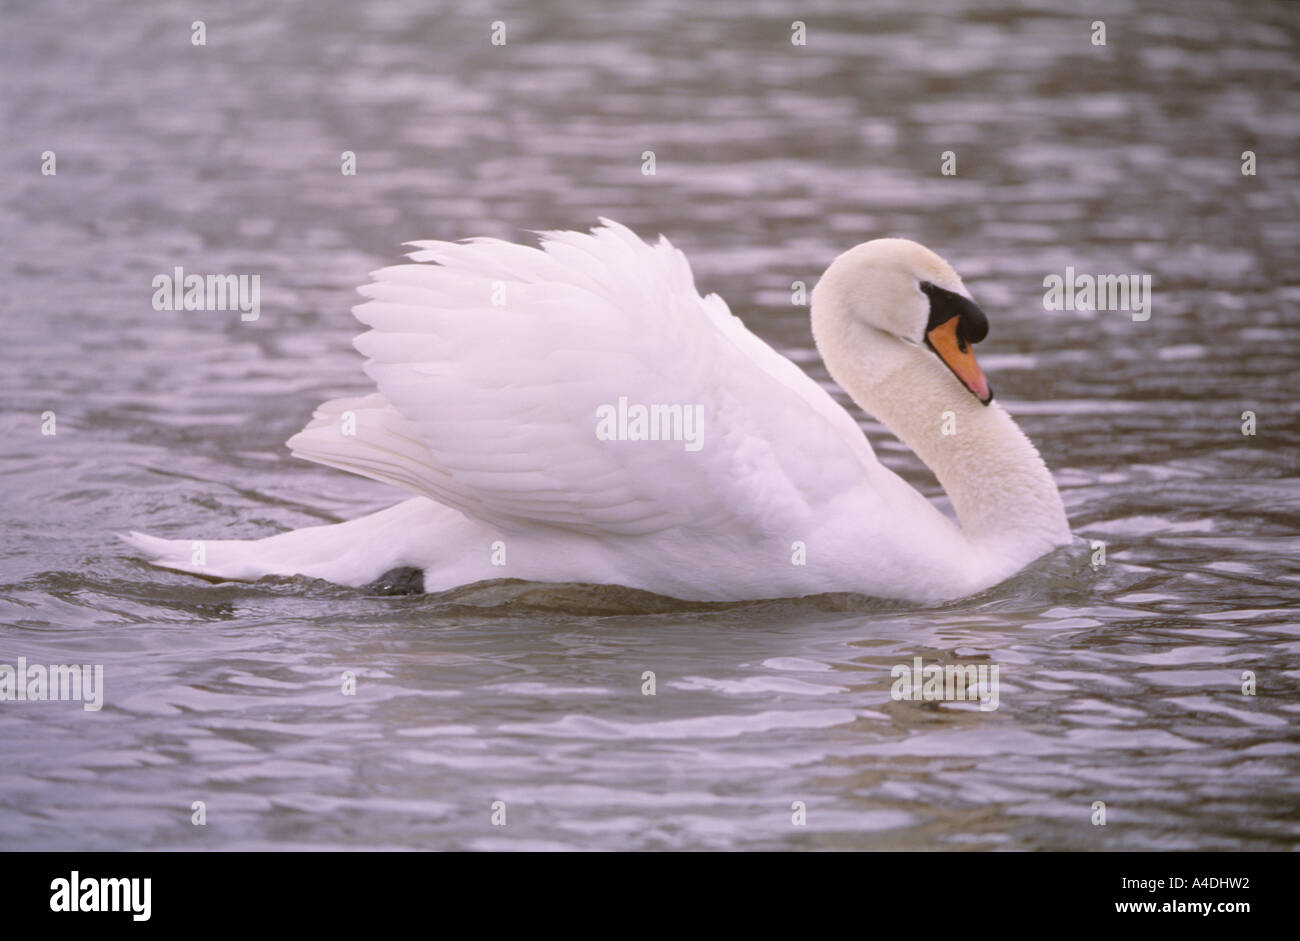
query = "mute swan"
xmin=125 ymin=219 xmax=1070 ymax=604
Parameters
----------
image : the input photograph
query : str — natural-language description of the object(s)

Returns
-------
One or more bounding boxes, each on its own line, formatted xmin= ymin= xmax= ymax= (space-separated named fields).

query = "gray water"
xmin=2 ymin=0 xmax=1298 ymax=850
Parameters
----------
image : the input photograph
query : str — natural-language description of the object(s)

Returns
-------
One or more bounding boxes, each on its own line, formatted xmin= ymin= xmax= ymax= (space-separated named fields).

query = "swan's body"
xmin=125 ymin=220 xmax=1070 ymax=604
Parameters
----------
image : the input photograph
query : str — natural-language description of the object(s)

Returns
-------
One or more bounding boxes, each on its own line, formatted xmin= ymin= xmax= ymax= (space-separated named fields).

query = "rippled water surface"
xmin=1 ymin=0 xmax=1298 ymax=850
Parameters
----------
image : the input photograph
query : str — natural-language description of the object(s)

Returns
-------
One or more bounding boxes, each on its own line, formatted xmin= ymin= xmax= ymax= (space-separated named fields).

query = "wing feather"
xmin=287 ymin=220 xmax=875 ymax=539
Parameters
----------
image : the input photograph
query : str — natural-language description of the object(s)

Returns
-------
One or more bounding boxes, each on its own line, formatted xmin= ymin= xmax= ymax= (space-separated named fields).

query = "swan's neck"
xmin=822 ymin=331 xmax=1071 ymax=568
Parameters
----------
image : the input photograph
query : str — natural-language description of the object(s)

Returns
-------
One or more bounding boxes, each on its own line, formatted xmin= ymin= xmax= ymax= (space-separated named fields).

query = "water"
xmin=1 ymin=0 xmax=1298 ymax=850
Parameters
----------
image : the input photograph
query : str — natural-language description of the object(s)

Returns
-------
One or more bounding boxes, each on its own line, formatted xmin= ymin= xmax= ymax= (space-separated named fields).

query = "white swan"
xmin=125 ymin=219 xmax=1070 ymax=604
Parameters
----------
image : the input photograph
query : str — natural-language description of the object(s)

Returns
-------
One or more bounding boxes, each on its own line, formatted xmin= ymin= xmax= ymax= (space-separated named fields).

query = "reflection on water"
xmin=0 ymin=0 xmax=1297 ymax=849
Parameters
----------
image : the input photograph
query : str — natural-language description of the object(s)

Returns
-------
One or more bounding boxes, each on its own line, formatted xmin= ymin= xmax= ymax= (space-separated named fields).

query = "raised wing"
xmin=287 ymin=220 xmax=876 ymax=539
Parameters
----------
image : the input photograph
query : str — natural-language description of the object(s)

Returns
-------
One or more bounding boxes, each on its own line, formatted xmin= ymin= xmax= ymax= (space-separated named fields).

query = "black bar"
xmin=1 ymin=851 xmax=1287 ymax=927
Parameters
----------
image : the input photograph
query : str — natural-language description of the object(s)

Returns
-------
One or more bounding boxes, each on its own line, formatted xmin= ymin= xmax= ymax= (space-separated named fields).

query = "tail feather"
xmin=119 ymin=497 xmax=452 ymax=586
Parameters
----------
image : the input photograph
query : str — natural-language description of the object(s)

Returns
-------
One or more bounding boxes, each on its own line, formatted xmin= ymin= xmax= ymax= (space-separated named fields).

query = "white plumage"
xmin=125 ymin=219 xmax=1071 ymax=603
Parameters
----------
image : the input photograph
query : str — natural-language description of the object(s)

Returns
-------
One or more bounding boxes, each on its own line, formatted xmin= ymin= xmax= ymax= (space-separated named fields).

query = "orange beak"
xmin=925 ymin=316 xmax=992 ymax=404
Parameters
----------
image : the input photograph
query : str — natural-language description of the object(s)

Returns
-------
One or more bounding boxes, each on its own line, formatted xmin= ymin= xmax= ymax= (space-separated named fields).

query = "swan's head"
xmin=811 ymin=238 xmax=993 ymax=404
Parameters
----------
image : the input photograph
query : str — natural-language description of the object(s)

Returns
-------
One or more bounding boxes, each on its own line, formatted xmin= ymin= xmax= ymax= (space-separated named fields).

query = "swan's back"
xmin=287 ymin=220 xmax=878 ymax=542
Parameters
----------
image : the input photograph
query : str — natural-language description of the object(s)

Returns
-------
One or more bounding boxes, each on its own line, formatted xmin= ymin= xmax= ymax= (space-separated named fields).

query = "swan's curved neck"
xmin=819 ymin=326 xmax=1071 ymax=568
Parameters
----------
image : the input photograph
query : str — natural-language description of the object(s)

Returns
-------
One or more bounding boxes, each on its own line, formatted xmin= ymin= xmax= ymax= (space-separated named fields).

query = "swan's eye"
xmin=919 ymin=280 xmax=989 ymax=345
